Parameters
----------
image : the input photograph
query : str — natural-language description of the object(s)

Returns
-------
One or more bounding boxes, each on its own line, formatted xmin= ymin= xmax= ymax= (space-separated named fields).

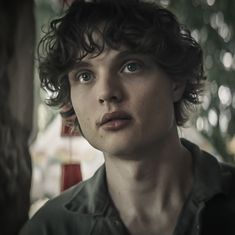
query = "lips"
xmin=98 ymin=111 xmax=132 ymax=127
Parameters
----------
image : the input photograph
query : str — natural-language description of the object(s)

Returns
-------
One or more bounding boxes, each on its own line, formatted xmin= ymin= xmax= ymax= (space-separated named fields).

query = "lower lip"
xmin=101 ymin=119 xmax=132 ymax=131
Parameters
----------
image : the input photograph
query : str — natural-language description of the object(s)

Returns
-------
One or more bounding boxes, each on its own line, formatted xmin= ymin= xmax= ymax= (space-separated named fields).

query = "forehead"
xmin=76 ymin=23 xmax=147 ymax=61
xmin=75 ymin=47 xmax=154 ymax=69
xmin=83 ymin=47 xmax=130 ymax=61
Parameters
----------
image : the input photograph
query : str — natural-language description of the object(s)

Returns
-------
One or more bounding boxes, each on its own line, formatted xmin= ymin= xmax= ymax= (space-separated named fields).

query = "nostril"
xmin=99 ymin=95 xmax=122 ymax=104
xmin=99 ymin=98 xmax=105 ymax=103
xmin=110 ymin=95 xmax=120 ymax=101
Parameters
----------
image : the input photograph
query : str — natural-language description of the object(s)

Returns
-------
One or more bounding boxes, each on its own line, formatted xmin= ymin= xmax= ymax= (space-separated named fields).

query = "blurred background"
xmin=0 ymin=0 xmax=235 ymax=234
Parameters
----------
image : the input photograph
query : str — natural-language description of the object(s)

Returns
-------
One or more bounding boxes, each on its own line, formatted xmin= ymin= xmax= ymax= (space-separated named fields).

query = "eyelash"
xmin=72 ymin=60 xmax=144 ymax=83
xmin=74 ymin=70 xmax=94 ymax=84
xmin=121 ymin=61 xmax=143 ymax=74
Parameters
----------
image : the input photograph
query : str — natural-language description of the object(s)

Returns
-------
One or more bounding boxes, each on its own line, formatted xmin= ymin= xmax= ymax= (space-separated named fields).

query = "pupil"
xmin=82 ymin=73 xmax=89 ymax=80
xmin=128 ymin=63 xmax=137 ymax=71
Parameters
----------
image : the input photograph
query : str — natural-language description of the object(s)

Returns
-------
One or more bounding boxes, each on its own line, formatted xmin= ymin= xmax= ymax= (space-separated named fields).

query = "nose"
xmin=98 ymin=76 xmax=124 ymax=104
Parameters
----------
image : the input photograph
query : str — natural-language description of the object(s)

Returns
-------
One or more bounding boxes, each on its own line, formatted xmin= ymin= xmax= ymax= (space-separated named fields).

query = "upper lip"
xmin=97 ymin=111 xmax=132 ymax=127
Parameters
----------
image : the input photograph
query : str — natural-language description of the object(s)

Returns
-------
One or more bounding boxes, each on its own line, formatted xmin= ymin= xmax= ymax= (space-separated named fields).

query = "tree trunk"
xmin=0 ymin=0 xmax=35 ymax=234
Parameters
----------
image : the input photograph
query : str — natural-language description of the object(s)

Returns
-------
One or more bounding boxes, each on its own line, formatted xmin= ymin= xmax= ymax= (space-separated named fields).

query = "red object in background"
xmin=61 ymin=163 xmax=82 ymax=191
xmin=61 ymin=119 xmax=80 ymax=137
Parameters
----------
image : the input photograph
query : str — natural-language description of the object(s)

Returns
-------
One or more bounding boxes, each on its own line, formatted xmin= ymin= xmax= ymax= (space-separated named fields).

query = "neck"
xmin=104 ymin=133 xmax=193 ymax=217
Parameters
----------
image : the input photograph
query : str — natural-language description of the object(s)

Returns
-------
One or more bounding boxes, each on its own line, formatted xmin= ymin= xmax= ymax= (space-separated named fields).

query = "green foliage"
xmin=168 ymin=0 xmax=235 ymax=162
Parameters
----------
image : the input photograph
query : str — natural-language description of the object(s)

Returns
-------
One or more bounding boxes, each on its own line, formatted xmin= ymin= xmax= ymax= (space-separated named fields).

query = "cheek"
xmin=70 ymin=88 xmax=86 ymax=117
xmin=70 ymin=94 xmax=85 ymax=126
xmin=70 ymin=88 xmax=78 ymax=110
xmin=70 ymin=88 xmax=99 ymax=139
xmin=135 ymin=86 xmax=175 ymax=124
xmin=75 ymin=107 xmax=90 ymax=128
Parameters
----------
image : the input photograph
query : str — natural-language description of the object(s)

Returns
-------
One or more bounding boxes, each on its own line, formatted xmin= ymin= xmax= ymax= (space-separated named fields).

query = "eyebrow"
xmin=115 ymin=50 xmax=144 ymax=59
xmin=71 ymin=49 xmax=146 ymax=71
xmin=72 ymin=60 xmax=92 ymax=69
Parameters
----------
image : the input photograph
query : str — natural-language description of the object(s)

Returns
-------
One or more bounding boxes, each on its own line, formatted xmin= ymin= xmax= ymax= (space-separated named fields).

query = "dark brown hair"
xmin=38 ymin=0 xmax=206 ymax=126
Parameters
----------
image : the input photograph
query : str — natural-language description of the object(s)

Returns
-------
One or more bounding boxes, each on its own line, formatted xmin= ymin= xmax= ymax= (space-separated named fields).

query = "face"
xmin=68 ymin=48 xmax=184 ymax=158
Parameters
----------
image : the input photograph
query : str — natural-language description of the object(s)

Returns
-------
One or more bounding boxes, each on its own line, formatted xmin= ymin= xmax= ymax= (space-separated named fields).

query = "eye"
xmin=75 ymin=71 xmax=94 ymax=84
xmin=122 ymin=61 xmax=143 ymax=74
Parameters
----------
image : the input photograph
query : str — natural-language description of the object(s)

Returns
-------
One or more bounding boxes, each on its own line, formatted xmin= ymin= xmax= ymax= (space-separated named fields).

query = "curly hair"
xmin=38 ymin=0 xmax=206 ymax=126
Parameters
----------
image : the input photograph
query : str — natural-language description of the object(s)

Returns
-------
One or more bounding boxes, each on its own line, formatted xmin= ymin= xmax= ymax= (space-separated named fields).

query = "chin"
xmin=90 ymin=140 xmax=134 ymax=159
xmin=102 ymin=143 xmax=147 ymax=160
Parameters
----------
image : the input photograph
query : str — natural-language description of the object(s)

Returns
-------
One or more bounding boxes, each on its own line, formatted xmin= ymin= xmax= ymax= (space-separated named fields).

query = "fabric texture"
xmin=19 ymin=139 xmax=235 ymax=235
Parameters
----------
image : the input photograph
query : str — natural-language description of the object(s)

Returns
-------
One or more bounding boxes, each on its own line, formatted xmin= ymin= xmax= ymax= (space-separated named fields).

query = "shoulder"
xmin=19 ymin=165 xmax=106 ymax=235
xmin=202 ymin=162 xmax=235 ymax=235
xmin=219 ymin=162 xmax=235 ymax=195
xmin=19 ymin=183 xmax=83 ymax=235
xmin=205 ymin=161 xmax=235 ymax=211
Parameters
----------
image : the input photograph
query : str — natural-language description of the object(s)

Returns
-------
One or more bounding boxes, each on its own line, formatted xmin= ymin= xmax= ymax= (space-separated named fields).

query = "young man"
xmin=20 ymin=0 xmax=235 ymax=234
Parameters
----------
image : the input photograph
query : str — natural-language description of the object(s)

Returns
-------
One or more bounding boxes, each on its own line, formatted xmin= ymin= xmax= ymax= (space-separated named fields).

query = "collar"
xmin=181 ymin=138 xmax=224 ymax=204
xmin=64 ymin=164 xmax=111 ymax=216
xmin=173 ymin=139 xmax=227 ymax=235
xmin=64 ymin=139 xmax=229 ymax=216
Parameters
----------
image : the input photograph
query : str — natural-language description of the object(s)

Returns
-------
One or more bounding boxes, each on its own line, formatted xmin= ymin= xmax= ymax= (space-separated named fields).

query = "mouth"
xmin=98 ymin=111 xmax=132 ymax=128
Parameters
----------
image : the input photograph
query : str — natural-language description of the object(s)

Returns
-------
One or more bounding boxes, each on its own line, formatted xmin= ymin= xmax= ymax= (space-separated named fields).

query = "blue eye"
xmin=122 ymin=62 xmax=142 ymax=73
xmin=76 ymin=71 xmax=94 ymax=83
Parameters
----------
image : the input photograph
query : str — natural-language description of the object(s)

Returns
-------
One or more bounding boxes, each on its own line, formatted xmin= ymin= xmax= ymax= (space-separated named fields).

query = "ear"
xmin=60 ymin=103 xmax=81 ymax=136
xmin=171 ymin=80 xmax=186 ymax=102
xmin=61 ymin=117 xmax=81 ymax=137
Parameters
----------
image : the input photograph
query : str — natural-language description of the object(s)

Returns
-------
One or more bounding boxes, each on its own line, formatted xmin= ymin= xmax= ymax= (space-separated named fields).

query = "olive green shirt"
xmin=19 ymin=139 xmax=235 ymax=235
